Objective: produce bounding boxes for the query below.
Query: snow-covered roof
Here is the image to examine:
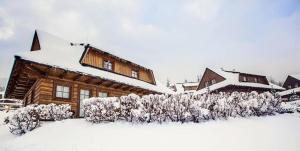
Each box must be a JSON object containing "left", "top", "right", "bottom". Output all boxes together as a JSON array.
[
  {"left": 278, "top": 87, "right": 300, "bottom": 96},
  {"left": 173, "top": 83, "right": 184, "bottom": 93},
  {"left": 16, "top": 30, "right": 173, "bottom": 94},
  {"left": 182, "top": 82, "right": 199, "bottom": 87},
  {"left": 196, "top": 68, "right": 285, "bottom": 94},
  {"left": 290, "top": 74, "right": 300, "bottom": 80}
]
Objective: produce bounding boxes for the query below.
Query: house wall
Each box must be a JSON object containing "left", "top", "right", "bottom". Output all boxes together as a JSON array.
[
  {"left": 283, "top": 76, "right": 300, "bottom": 90},
  {"left": 183, "top": 86, "right": 198, "bottom": 91},
  {"left": 238, "top": 73, "right": 268, "bottom": 84},
  {"left": 198, "top": 68, "right": 226, "bottom": 90},
  {"left": 82, "top": 48, "right": 155, "bottom": 84},
  {"left": 25, "top": 76, "right": 148, "bottom": 117}
]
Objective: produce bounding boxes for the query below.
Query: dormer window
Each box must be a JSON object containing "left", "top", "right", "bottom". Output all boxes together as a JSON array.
[
  {"left": 254, "top": 77, "right": 258, "bottom": 83},
  {"left": 103, "top": 60, "right": 113, "bottom": 71},
  {"left": 211, "top": 79, "right": 216, "bottom": 84},
  {"left": 132, "top": 70, "right": 138, "bottom": 78}
]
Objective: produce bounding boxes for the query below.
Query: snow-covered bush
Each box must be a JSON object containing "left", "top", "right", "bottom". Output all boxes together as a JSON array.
[
  {"left": 35, "top": 103, "right": 73, "bottom": 121},
  {"left": 8, "top": 103, "right": 73, "bottom": 135},
  {"left": 8, "top": 106, "right": 40, "bottom": 135},
  {"left": 83, "top": 91, "right": 295, "bottom": 124},
  {"left": 84, "top": 97, "right": 120, "bottom": 123}
]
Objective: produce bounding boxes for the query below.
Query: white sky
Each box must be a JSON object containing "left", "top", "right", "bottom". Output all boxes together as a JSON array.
[{"left": 0, "top": 0, "right": 300, "bottom": 84}]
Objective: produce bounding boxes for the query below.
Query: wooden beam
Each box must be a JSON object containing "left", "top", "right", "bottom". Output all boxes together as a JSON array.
[
  {"left": 73, "top": 74, "right": 83, "bottom": 81},
  {"left": 59, "top": 70, "right": 68, "bottom": 79},
  {"left": 112, "top": 83, "right": 122, "bottom": 89},
  {"left": 106, "top": 82, "right": 118, "bottom": 88},
  {"left": 25, "top": 64, "right": 47, "bottom": 77},
  {"left": 121, "top": 85, "right": 130, "bottom": 90}
]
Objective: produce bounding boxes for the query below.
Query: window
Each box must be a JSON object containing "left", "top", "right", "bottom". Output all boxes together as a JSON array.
[
  {"left": 205, "top": 81, "right": 209, "bottom": 87},
  {"left": 80, "top": 89, "right": 90, "bottom": 100},
  {"left": 288, "top": 85, "right": 292, "bottom": 89},
  {"left": 0, "top": 94, "right": 2, "bottom": 99},
  {"left": 243, "top": 76, "right": 247, "bottom": 82},
  {"left": 254, "top": 78, "right": 258, "bottom": 83},
  {"left": 56, "top": 85, "right": 70, "bottom": 99},
  {"left": 295, "top": 84, "right": 299, "bottom": 88},
  {"left": 98, "top": 92, "right": 108, "bottom": 98},
  {"left": 132, "top": 70, "right": 138, "bottom": 78},
  {"left": 211, "top": 79, "right": 216, "bottom": 84},
  {"left": 103, "top": 60, "right": 113, "bottom": 71}
]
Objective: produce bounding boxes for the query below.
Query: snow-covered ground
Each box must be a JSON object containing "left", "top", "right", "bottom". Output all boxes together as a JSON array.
[{"left": 0, "top": 113, "right": 300, "bottom": 151}]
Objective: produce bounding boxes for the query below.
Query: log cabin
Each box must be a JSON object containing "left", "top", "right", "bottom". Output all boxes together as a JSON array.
[
  {"left": 196, "top": 68, "right": 285, "bottom": 94},
  {"left": 4, "top": 30, "right": 173, "bottom": 117},
  {"left": 279, "top": 75, "right": 300, "bottom": 101}
]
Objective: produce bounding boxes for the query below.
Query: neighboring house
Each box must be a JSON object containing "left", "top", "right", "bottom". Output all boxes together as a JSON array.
[
  {"left": 279, "top": 75, "right": 300, "bottom": 101},
  {"left": 5, "top": 30, "right": 173, "bottom": 117},
  {"left": 196, "top": 68, "right": 285, "bottom": 94},
  {"left": 171, "top": 82, "right": 199, "bottom": 93}
]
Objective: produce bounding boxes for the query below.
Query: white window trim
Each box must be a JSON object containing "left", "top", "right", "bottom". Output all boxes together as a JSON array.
[{"left": 56, "top": 85, "right": 70, "bottom": 99}]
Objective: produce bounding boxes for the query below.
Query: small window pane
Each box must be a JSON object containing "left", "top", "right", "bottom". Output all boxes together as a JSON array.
[
  {"left": 63, "top": 92, "right": 69, "bottom": 98},
  {"left": 57, "top": 86, "right": 62, "bottom": 91},
  {"left": 64, "top": 87, "right": 69, "bottom": 92},
  {"left": 56, "top": 91, "right": 62, "bottom": 98}
]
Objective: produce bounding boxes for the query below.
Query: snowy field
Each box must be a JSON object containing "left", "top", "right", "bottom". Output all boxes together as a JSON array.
[{"left": 0, "top": 113, "right": 300, "bottom": 151}]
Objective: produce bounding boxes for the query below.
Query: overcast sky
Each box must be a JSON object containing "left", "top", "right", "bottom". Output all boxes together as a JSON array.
[{"left": 0, "top": 0, "right": 300, "bottom": 85}]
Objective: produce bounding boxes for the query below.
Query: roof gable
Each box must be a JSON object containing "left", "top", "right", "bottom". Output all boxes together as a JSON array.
[{"left": 30, "top": 31, "right": 41, "bottom": 51}]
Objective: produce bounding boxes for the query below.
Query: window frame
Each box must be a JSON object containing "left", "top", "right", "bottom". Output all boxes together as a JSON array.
[
  {"left": 131, "top": 70, "right": 139, "bottom": 79},
  {"left": 103, "top": 59, "right": 114, "bottom": 71},
  {"left": 53, "top": 81, "right": 72, "bottom": 101},
  {"left": 97, "top": 91, "right": 109, "bottom": 98},
  {"left": 211, "top": 79, "right": 216, "bottom": 84}
]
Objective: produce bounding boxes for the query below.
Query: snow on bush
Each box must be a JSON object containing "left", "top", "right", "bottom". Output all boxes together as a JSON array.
[
  {"left": 35, "top": 103, "right": 73, "bottom": 121},
  {"left": 8, "top": 106, "right": 40, "bottom": 135},
  {"left": 84, "top": 91, "right": 293, "bottom": 124},
  {"left": 8, "top": 104, "right": 73, "bottom": 135}
]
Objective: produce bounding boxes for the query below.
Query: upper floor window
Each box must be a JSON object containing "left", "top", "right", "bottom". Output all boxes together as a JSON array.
[
  {"left": 254, "top": 77, "right": 258, "bottom": 83},
  {"left": 243, "top": 76, "right": 247, "bottom": 82},
  {"left": 132, "top": 70, "right": 138, "bottom": 78},
  {"left": 103, "top": 60, "right": 113, "bottom": 71},
  {"left": 98, "top": 92, "right": 108, "bottom": 98},
  {"left": 295, "top": 83, "right": 299, "bottom": 88},
  {"left": 56, "top": 85, "right": 70, "bottom": 99},
  {"left": 211, "top": 79, "right": 216, "bottom": 84},
  {"left": 205, "top": 81, "right": 209, "bottom": 87}
]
